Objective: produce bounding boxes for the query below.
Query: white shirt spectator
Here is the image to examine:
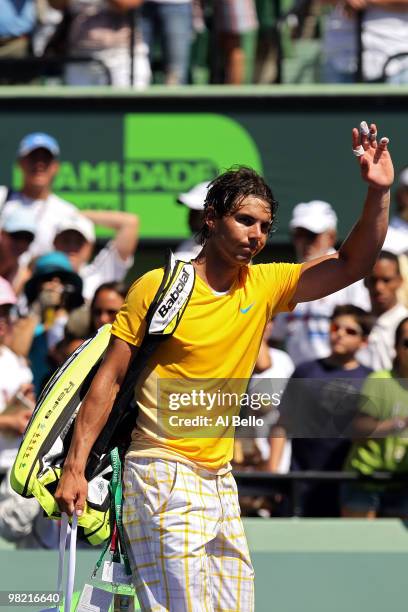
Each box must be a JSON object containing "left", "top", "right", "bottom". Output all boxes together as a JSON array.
[
  {"left": 357, "top": 303, "right": 408, "bottom": 371},
  {"left": 271, "top": 280, "right": 370, "bottom": 367},
  {"left": 0, "top": 346, "right": 33, "bottom": 474}
]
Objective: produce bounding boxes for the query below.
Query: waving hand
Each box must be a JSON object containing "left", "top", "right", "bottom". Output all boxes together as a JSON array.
[{"left": 353, "top": 121, "right": 394, "bottom": 190}]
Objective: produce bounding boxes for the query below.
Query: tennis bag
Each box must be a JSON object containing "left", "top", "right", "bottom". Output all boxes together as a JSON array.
[{"left": 10, "top": 253, "right": 195, "bottom": 545}]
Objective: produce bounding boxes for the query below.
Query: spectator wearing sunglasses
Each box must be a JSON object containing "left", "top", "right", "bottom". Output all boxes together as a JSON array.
[
  {"left": 357, "top": 250, "right": 408, "bottom": 371},
  {"left": 268, "top": 304, "right": 373, "bottom": 517},
  {"left": 342, "top": 316, "right": 408, "bottom": 518}
]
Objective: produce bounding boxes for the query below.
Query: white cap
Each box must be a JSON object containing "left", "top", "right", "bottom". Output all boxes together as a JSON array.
[
  {"left": 177, "top": 182, "right": 210, "bottom": 211},
  {"left": 289, "top": 200, "right": 337, "bottom": 234},
  {"left": 54, "top": 214, "right": 95, "bottom": 243}
]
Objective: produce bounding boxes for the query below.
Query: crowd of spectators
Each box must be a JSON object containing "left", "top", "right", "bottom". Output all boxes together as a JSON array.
[
  {"left": 2, "top": 0, "right": 408, "bottom": 86},
  {"left": 1, "top": 130, "right": 408, "bottom": 549}
]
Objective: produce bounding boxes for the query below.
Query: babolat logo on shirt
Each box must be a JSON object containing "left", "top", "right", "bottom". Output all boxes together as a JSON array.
[{"left": 148, "top": 256, "right": 195, "bottom": 336}]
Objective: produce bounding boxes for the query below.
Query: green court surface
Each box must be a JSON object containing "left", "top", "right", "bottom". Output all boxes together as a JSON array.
[
  {"left": 1, "top": 519, "right": 408, "bottom": 611},
  {"left": 247, "top": 518, "right": 408, "bottom": 612}
]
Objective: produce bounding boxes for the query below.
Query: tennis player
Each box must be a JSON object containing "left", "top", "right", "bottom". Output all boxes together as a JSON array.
[{"left": 56, "top": 122, "right": 393, "bottom": 611}]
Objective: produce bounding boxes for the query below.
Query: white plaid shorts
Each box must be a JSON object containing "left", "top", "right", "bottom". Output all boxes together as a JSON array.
[{"left": 123, "top": 457, "right": 255, "bottom": 612}]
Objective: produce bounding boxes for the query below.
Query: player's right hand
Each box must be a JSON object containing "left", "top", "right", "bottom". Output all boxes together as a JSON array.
[{"left": 55, "top": 468, "right": 88, "bottom": 517}]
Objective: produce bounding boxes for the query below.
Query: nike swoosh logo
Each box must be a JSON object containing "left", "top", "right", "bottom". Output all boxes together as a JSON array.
[{"left": 240, "top": 303, "right": 255, "bottom": 314}]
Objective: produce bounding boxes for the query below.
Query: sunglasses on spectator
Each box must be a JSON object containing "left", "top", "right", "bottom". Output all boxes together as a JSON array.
[
  {"left": 330, "top": 322, "right": 363, "bottom": 337},
  {"left": 0, "top": 306, "right": 18, "bottom": 323},
  {"left": 399, "top": 338, "right": 408, "bottom": 349}
]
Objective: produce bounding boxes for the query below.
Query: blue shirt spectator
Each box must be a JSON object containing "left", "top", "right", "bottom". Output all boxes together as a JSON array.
[{"left": 0, "top": 0, "right": 36, "bottom": 38}]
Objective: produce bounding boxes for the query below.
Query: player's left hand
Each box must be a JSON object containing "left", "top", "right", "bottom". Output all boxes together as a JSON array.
[{"left": 352, "top": 121, "right": 394, "bottom": 190}]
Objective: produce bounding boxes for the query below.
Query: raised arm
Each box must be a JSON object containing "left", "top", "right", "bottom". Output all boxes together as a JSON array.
[
  {"left": 55, "top": 336, "right": 136, "bottom": 515},
  {"left": 292, "top": 122, "right": 394, "bottom": 304},
  {"left": 82, "top": 210, "right": 139, "bottom": 261}
]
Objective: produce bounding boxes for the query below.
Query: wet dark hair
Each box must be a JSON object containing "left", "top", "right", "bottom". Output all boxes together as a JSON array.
[
  {"left": 331, "top": 304, "right": 374, "bottom": 338},
  {"left": 198, "top": 166, "right": 278, "bottom": 245}
]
